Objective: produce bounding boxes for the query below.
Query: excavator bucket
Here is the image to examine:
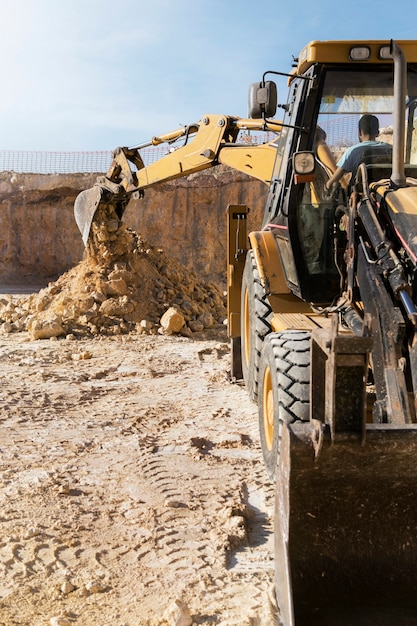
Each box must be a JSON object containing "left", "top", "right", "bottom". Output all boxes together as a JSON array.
[
  {"left": 74, "top": 186, "right": 104, "bottom": 246},
  {"left": 275, "top": 421, "right": 417, "bottom": 626}
]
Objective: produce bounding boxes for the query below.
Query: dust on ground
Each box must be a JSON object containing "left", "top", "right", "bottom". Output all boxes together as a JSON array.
[{"left": 0, "top": 203, "right": 277, "bottom": 625}]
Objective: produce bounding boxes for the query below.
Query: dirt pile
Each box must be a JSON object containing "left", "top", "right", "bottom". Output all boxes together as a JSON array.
[{"left": 0, "top": 204, "right": 227, "bottom": 340}]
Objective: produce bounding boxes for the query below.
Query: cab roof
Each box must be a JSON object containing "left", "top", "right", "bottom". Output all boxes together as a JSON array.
[{"left": 296, "top": 40, "right": 417, "bottom": 75}]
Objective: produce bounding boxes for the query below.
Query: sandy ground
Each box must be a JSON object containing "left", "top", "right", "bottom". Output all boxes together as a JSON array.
[{"left": 0, "top": 325, "right": 278, "bottom": 626}]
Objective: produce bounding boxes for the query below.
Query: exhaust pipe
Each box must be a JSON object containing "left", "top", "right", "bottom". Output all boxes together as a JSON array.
[{"left": 390, "top": 40, "right": 407, "bottom": 188}]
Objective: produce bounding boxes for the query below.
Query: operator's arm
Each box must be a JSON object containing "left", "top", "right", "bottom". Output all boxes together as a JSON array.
[
  {"left": 325, "top": 166, "right": 346, "bottom": 190},
  {"left": 325, "top": 143, "right": 359, "bottom": 190}
]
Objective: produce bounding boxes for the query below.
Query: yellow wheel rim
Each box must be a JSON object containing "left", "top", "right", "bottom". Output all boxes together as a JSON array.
[{"left": 262, "top": 365, "right": 274, "bottom": 451}]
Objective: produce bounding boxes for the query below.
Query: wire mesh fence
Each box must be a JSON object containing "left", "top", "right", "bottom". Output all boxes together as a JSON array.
[
  {"left": 0, "top": 117, "right": 395, "bottom": 175},
  {"left": 0, "top": 150, "right": 113, "bottom": 174},
  {"left": 0, "top": 132, "right": 278, "bottom": 174}
]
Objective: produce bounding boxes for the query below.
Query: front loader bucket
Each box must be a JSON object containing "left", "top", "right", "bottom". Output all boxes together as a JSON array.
[
  {"left": 74, "top": 186, "right": 104, "bottom": 246},
  {"left": 275, "top": 421, "right": 417, "bottom": 625}
]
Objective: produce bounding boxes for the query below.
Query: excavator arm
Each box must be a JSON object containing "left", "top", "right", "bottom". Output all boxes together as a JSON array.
[{"left": 74, "top": 113, "right": 281, "bottom": 245}]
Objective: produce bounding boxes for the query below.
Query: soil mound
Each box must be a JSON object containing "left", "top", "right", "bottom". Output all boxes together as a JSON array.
[{"left": 0, "top": 204, "right": 227, "bottom": 339}]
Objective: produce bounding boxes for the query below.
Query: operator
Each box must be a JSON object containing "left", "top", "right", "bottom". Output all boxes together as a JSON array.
[{"left": 325, "top": 114, "right": 391, "bottom": 190}]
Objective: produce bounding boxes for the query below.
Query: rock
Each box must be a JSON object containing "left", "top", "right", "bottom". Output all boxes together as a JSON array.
[
  {"left": 91, "top": 290, "right": 107, "bottom": 303},
  {"left": 35, "top": 297, "right": 49, "bottom": 312},
  {"left": 179, "top": 325, "right": 193, "bottom": 338},
  {"left": 12, "top": 319, "right": 25, "bottom": 331},
  {"left": 160, "top": 307, "right": 185, "bottom": 334},
  {"left": 61, "top": 580, "right": 75, "bottom": 594},
  {"left": 108, "top": 266, "right": 130, "bottom": 281},
  {"left": 105, "top": 278, "right": 128, "bottom": 296},
  {"left": 99, "top": 296, "right": 133, "bottom": 317},
  {"left": 50, "top": 617, "right": 72, "bottom": 626},
  {"left": 140, "top": 319, "right": 155, "bottom": 331},
  {"left": 57, "top": 483, "right": 71, "bottom": 495},
  {"left": 163, "top": 599, "right": 193, "bottom": 626},
  {"left": 71, "top": 351, "right": 92, "bottom": 361},
  {"left": 24, "top": 526, "right": 41, "bottom": 539},
  {"left": 85, "top": 579, "right": 106, "bottom": 593},
  {"left": 199, "top": 311, "right": 214, "bottom": 328},
  {"left": 27, "top": 316, "right": 65, "bottom": 340},
  {"left": 188, "top": 319, "right": 204, "bottom": 333},
  {"left": 226, "top": 514, "right": 247, "bottom": 548}
]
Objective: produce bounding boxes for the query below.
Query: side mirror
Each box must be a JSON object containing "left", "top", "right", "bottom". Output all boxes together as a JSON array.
[
  {"left": 248, "top": 81, "right": 277, "bottom": 119},
  {"left": 293, "top": 151, "right": 315, "bottom": 183}
]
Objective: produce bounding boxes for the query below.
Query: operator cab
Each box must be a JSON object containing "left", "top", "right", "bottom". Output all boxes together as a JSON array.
[{"left": 249, "top": 43, "right": 417, "bottom": 306}]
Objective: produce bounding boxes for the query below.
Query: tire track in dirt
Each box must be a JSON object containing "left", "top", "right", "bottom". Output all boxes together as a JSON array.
[{"left": 0, "top": 331, "right": 277, "bottom": 625}]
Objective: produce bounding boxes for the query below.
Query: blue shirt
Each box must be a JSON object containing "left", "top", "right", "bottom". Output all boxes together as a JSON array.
[{"left": 337, "top": 140, "right": 391, "bottom": 173}]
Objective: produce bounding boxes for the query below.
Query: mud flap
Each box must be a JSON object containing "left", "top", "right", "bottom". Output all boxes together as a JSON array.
[
  {"left": 74, "top": 186, "right": 104, "bottom": 246},
  {"left": 275, "top": 420, "right": 417, "bottom": 625}
]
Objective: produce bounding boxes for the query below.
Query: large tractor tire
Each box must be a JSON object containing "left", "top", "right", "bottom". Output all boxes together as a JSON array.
[
  {"left": 258, "top": 330, "right": 311, "bottom": 481},
  {"left": 241, "top": 250, "right": 273, "bottom": 403}
]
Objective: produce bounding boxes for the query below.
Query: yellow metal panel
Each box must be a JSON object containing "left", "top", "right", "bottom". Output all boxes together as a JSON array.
[
  {"left": 384, "top": 186, "right": 417, "bottom": 215},
  {"left": 296, "top": 40, "right": 417, "bottom": 75},
  {"left": 227, "top": 205, "right": 249, "bottom": 338},
  {"left": 228, "top": 311, "right": 241, "bottom": 337},
  {"left": 134, "top": 114, "right": 231, "bottom": 190},
  {"left": 218, "top": 143, "right": 278, "bottom": 185},
  {"left": 249, "top": 230, "right": 291, "bottom": 294},
  {"left": 271, "top": 312, "right": 332, "bottom": 333}
]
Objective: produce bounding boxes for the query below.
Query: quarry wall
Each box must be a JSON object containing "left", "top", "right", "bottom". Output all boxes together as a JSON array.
[{"left": 0, "top": 168, "right": 267, "bottom": 287}]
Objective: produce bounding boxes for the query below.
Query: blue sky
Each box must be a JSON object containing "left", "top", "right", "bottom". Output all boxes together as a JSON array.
[{"left": 1, "top": 0, "right": 416, "bottom": 151}]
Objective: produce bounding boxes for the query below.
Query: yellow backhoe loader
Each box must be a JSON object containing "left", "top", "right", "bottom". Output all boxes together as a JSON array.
[{"left": 74, "top": 39, "right": 417, "bottom": 625}]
